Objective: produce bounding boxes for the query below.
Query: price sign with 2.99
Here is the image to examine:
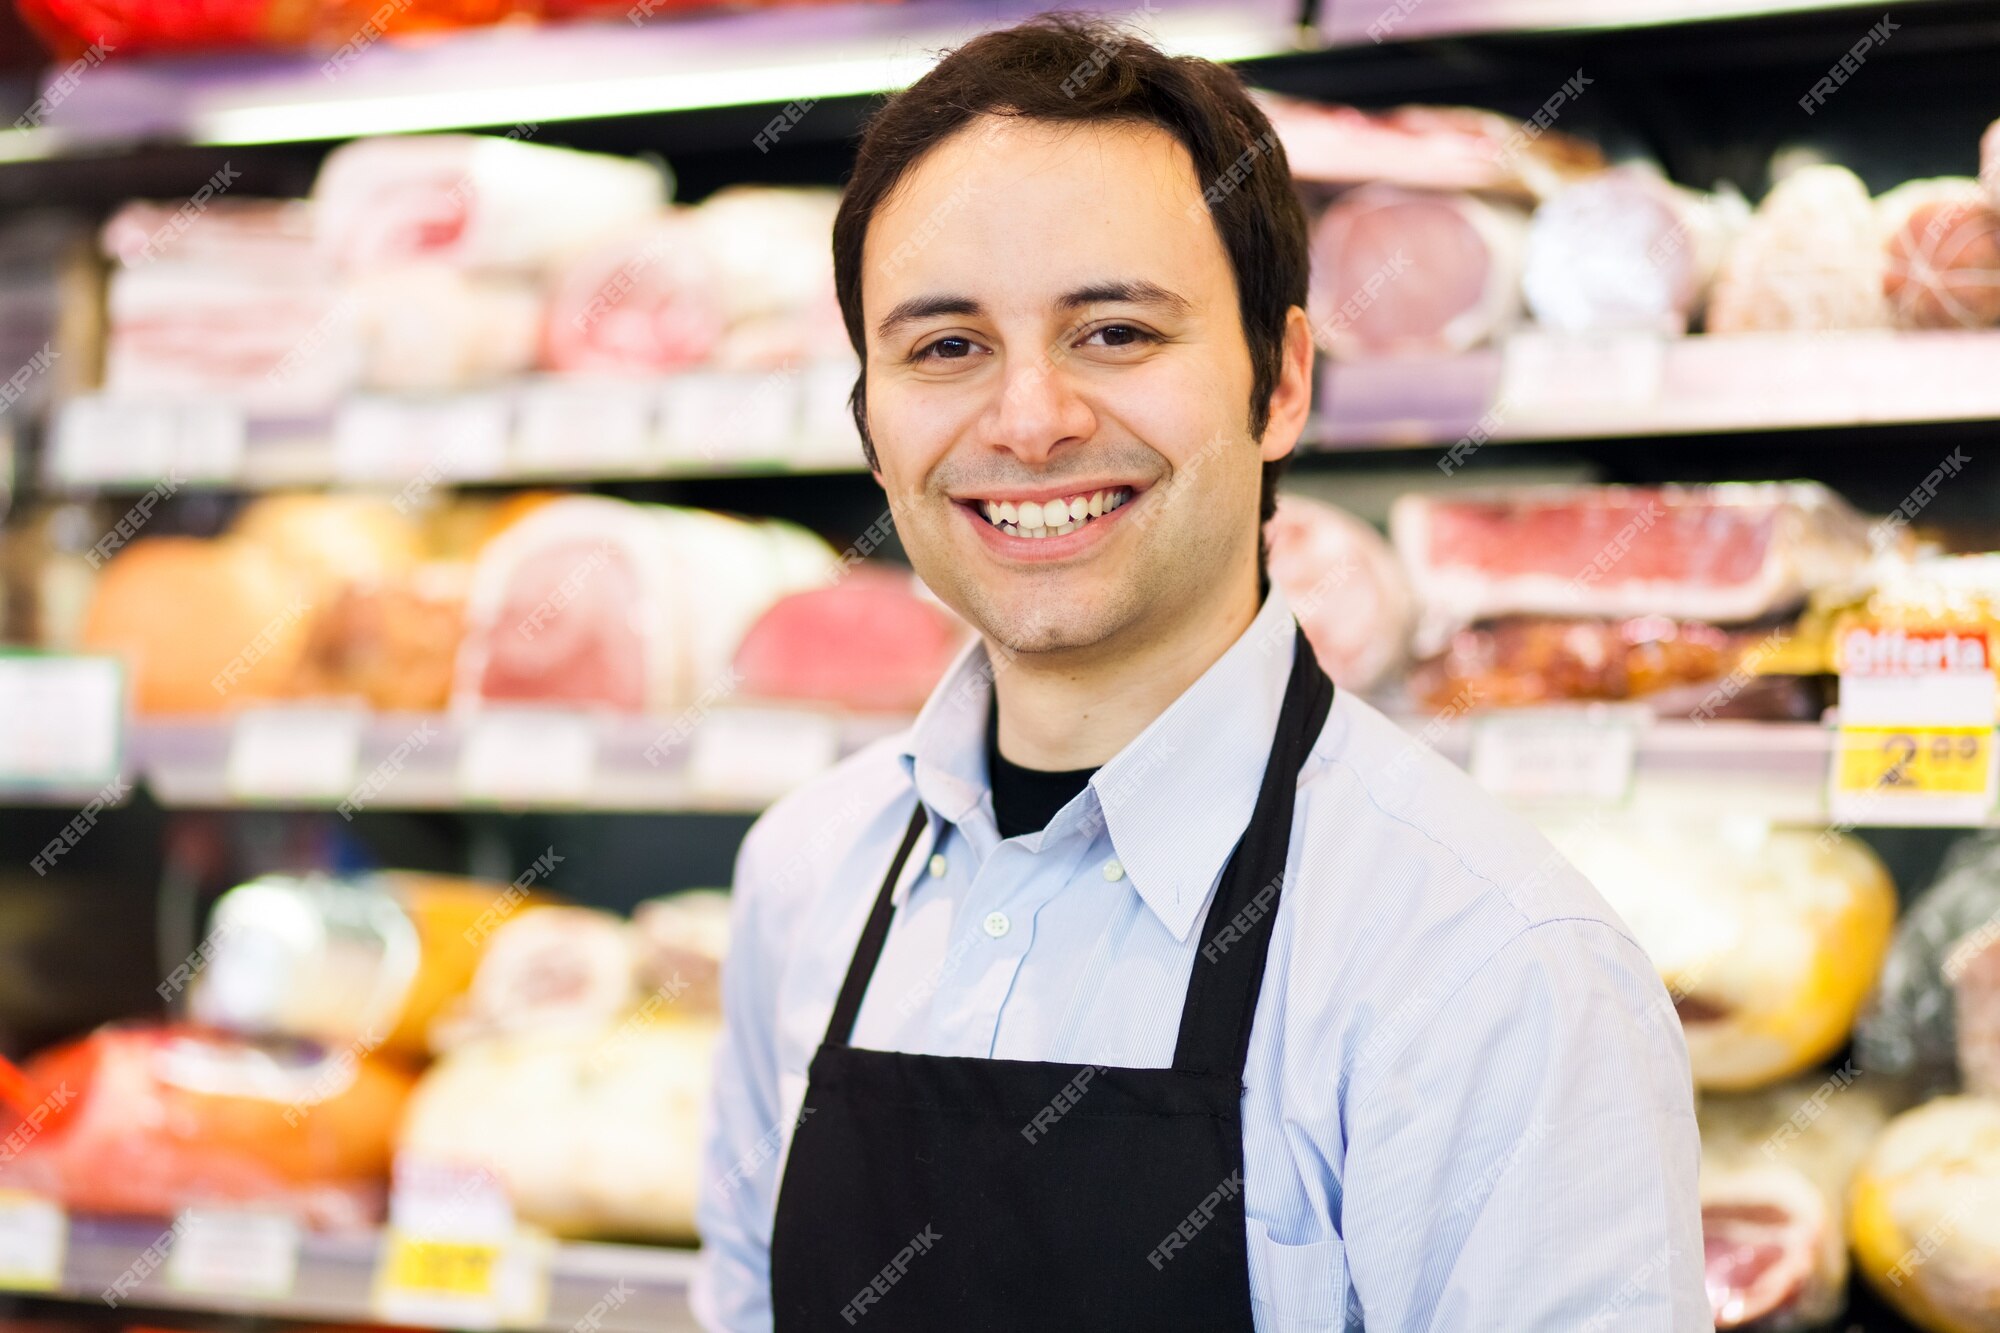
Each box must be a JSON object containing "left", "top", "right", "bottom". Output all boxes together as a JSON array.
[{"left": 1831, "top": 626, "right": 1999, "bottom": 825}]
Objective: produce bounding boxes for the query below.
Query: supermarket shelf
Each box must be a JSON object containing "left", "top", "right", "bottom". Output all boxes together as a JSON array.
[
  {"left": 1313, "top": 329, "right": 2000, "bottom": 452},
  {"left": 1319, "top": 0, "right": 1941, "bottom": 45},
  {"left": 9, "top": 702, "right": 1991, "bottom": 829},
  {"left": 1, "top": 0, "right": 1298, "bottom": 157},
  {"left": 31, "top": 1211, "right": 699, "bottom": 1333}
]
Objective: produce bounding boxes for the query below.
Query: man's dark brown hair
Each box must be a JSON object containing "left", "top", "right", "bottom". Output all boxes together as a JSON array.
[{"left": 831, "top": 11, "right": 1310, "bottom": 540}]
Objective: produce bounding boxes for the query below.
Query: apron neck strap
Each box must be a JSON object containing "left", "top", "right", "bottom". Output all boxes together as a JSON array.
[
  {"left": 824, "top": 800, "right": 929, "bottom": 1046},
  {"left": 1171, "top": 624, "right": 1334, "bottom": 1077}
]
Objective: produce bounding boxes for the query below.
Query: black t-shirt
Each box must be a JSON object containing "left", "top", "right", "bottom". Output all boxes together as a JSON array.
[{"left": 984, "top": 696, "right": 1099, "bottom": 840}]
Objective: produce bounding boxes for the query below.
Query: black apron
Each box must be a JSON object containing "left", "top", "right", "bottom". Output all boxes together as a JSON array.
[{"left": 769, "top": 624, "right": 1334, "bottom": 1332}]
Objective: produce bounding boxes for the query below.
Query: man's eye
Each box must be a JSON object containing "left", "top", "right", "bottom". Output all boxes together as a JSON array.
[
  {"left": 916, "top": 337, "right": 976, "bottom": 361},
  {"left": 1083, "top": 324, "right": 1155, "bottom": 348}
]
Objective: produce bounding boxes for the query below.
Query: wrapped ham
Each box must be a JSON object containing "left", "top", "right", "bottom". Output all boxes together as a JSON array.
[
  {"left": 230, "top": 493, "right": 425, "bottom": 595},
  {"left": 1263, "top": 495, "right": 1413, "bottom": 693},
  {"left": 1698, "top": 1076, "right": 1895, "bottom": 1330},
  {"left": 1877, "top": 178, "right": 2000, "bottom": 330},
  {"left": 312, "top": 135, "right": 667, "bottom": 273},
  {"left": 288, "top": 573, "right": 467, "bottom": 712},
  {"left": 1522, "top": 167, "right": 1747, "bottom": 335},
  {"left": 1707, "top": 165, "right": 1892, "bottom": 334},
  {"left": 349, "top": 263, "right": 544, "bottom": 391},
  {"left": 80, "top": 537, "right": 312, "bottom": 713},
  {"left": 433, "top": 906, "right": 639, "bottom": 1047},
  {"left": 452, "top": 497, "right": 835, "bottom": 713},
  {"left": 100, "top": 198, "right": 317, "bottom": 269},
  {"left": 687, "top": 187, "right": 850, "bottom": 370},
  {"left": 397, "top": 1019, "right": 715, "bottom": 1241},
  {"left": 0, "top": 1024, "right": 413, "bottom": 1229},
  {"left": 731, "top": 565, "right": 968, "bottom": 713},
  {"left": 103, "top": 260, "right": 361, "bottom": 415},
  {"left": 632, "top": 891, "right": 731, "bottom": 1017},
  {"left": 539, "top": 210, "right": 727, "bottom": 375},
  {"left": 1849, "top": 1096, "right": 2000, "bottom": 1332},
  {"left": 1408, "top": 615, "right": 1739, "bottom": 710},
  {"left": 1307, "top": 186, "right": 1527, "bottom": 358},
  {"left": 1858, "top": 830, "right": 2000, "bottom": 1095},
  {"left": 1541, "top": 816, "right": 1896, "bottom": 1090},
  {"left": 1390, "top": 482, "right": 1874, "bottom": 651},
  {"left": 1258, "top": 95, "right": 1603, "bottom": 201}
]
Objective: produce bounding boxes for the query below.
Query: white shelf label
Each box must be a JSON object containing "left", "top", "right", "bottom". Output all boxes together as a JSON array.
[
  {"left": 659, "top": 369, "right": 799, "bottom": 466},
  {"left": 1500, "top": 332, "right": 1665, "bottom": 426},
  {"left": 458, "top": 710, "right": 598, "bottom": 804},
  {"left": 0, "top": 656, "right": 123, "bottom": 788},
  {"left": 47, "top": 395, "right": 242, "bottom": 486},
  {"left": 689, "top": 707, "right": 841, "bottom": 804},
  {"left": 0, "top": 1191, "right": 65, "bottom": 1292},
  {"left": 374, "top": 1157, "right": 520, "bottom": 1330},
  {"left": 512, "top": 378, "right": 658, "bottom": 474},
  {"left": 168, "top": 1208, "right": 300, "bottom": 1298},
  {"left": 334, "top": 394, "right": 510, "bottom": 483},
  {"left": 1469, "top": 708, "right": 1640, "bottom": 804},
  {"left": 226, "top": 707, "right": 365, "bottom": 802}
]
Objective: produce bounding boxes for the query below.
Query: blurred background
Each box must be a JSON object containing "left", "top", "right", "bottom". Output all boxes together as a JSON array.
[{"left": 3, "top": 0, "right": 2000, "bottom": 1329}]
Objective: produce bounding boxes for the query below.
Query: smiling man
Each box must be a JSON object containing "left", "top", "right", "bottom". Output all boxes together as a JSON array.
[{"left": 693, "top": 15, "right": 1706, "bottom": 1332}]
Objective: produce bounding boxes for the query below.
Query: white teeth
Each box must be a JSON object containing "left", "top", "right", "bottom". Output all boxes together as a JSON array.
[
  {"left": 1109, "top": 490, "right": 1127, "bottom": 510},
  {"left": 1067, "top": 497, "right": 1088, "bottom": 522},
  {"left": 1088, "top": 491, "right": 1105, "bottom": 517},
  {"left": 976, "top": 487, "right": 1137, "bottom": 537},
  {"left": 984, "top": 501, "right": 1001, "bottom": 524},
  {"left": 1000, "top": 501, "right": 1018, "bottom": 525},
  {"left": 1018, "top": 500, "right": 1044, "bottom": 529}
]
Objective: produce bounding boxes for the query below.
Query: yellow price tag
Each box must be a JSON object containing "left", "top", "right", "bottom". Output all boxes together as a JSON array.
[
  {"left": 1835, "top": 726, "right": 1994, "bottom": 796},
  {"left": 382, "top": 1233, "right": 500, "bottom": 1297}
]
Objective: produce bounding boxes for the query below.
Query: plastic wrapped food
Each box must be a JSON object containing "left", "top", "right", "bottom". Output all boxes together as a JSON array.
[
  {"left": 1708, "top": 165, "right": 1892, "bottom": 334},
  {"left": 1878, "top": 178, "right": 2000, "bottom": 330},
  {"left": 731, "top": 565, "right": 968, "bottom": 713},
  {"left": 631, "top": 890, "right": 731, "bottom": 1017},
  {"left": 1408, "top": 614, "right": 1737, "bottom": 709},
  {"left": 0, "top": 1024, "right": 412, "bottom": 1228},
  {"left": 189, "top": 872, "right": 525, "bottom": 1061},
  {"left": 539, "top": 210, "right": 727, "bottom": 375},
  {"left": 1699, "top": 1075, "right": 1896, "bottom": 1330},
  {"left": 1263, "top": 495, "right": 1414, "bottom": 693},
  {"left": 288, "top": 571, "right": 469, "bottom": 712},
  {"left": 1391, "top": 482, "right": 1875, "bottom": 652},
  {"left": 1849, "top": 1095, "right": 2000, "bottom": 1332},
  {"left": 1542, "top": 816, "right": 1896, "bottom": 1090},
  {"left": 432, "top": 906, "right": 639, "bottom": 1048},
  {"left": 1258, "top": 95, "right": 1603, "bottom": 201},
  {"left": 1857, "top": 830, "right": 2000, "bottom": 1095}
]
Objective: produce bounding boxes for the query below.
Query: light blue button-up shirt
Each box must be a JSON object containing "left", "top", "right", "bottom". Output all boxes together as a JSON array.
[{"left": 693, "top": 585, "right": 1708, "bottom": 1332}]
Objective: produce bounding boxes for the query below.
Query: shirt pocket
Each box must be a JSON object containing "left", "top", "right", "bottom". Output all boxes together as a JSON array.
[{"left": 1247, "top": 1214, "right": 1353, "bottom": 1333}]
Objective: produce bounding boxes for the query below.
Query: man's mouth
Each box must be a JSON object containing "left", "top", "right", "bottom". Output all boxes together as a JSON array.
[{"left": 967, "top": 487, "right": 1134, "bottom": 540}]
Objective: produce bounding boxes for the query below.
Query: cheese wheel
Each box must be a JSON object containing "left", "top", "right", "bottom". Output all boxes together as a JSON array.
[{"left": 1849, "top": 1096, "right": 2000, "bottom": 1333}]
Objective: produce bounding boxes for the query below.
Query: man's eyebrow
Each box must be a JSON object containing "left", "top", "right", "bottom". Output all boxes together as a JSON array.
[
  {"left": 1057, "top": 280, "right": 1191, "bottom": 316},
  {"left": 870, "top": 281, "right": 1191, "bottom": 342}
]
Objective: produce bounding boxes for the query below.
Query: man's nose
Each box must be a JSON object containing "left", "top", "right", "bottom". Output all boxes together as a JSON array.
[{"left": 979, "top": 344, "right": 1098, "bottom": 465}]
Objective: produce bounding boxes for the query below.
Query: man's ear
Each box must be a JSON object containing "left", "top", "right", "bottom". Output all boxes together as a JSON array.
[{"left": 1257, "top": 306, "right": 1315, "bottom": 464}]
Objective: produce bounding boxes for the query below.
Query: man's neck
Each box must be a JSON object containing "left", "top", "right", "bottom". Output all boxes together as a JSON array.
[{"left": 987, "top": 574, "right": 1266, "bottom": 771}]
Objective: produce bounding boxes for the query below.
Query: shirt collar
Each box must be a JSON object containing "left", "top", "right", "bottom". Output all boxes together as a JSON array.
[{"left": 897, "top": 585, "right": 1301, "bottom": 940}]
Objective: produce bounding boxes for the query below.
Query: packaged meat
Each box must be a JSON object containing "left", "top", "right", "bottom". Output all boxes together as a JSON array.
[
  {"left": 540, "top": 210, "right": 728, "bottom": 375},
  {"left": 431, "top": 906, "right": 639, "bottom": 1048},
  {"left": 1522, "top": 167, "right": 1748, "bottom": 335},
  {"left": 453, "top": 497, "right": 835, "bottom": 713},
  {"left": 1848, "top": 1096, "right": 2000, "bottom": 1333},
  {"left": 102, "top": 260, "right": 361, "bottom": 415},
  {"left": 685, "top": 187, "right": 850, "bottom": 370},
  {"left": 288, "top": 570, "right": 468, "bottom": 712},
  {"left": 80, "top": 537, "right": 312, "bottom": 714},
  {"left": 397, "top": 1018, "right": 716, "bottom": 1242},
  {"left": 189, "top": 872, "right": 517, "bottom": 1060},
  {"left": 1307, "top": 186, "right": 1528, "bottom": 358},
  {"left": 0, "top": 1024, "right": 413, "bottom": 1228},
  {"left": 631, "top": 891, "right": 730, "bottom": 1017},
  {"left": 1707, "top": 165, "right": 1892, "bottom": 334},
  {"left": 731, "top": 564, "right": 968, "bottom": 713},
  {"left": 1391, "top": 482, "right": 1874, "bottom": 650},
  {"left": 230, "top": 493, "right": 425, "bottom": 596},
  {"left": 1858, "top": 830, "right": 2000, "bottom": 1095},
  {"left": 1408, "top": 615, "right": 1742, "bottom": 710},
  {"left": 349, "top": 263, "right": 544, "bottom": 391},
  {"left": 1263, "top": 495, "right": 1414, "bottom": 693},
  {"left": 1258, "top": 95, "right": 1603, "bottom": 201},
  {"left": 1541, "top": 816, "right": 1896, "bottom": 1090},
  {"left": 1698, "top": 1075, "right": 1895, "bottom": 1330},
  {"left": 1878, "top": 178, "right": 2000, "bottom": 330},
  {"left": 312, "top": 135, "right": 668, "bottom": 273},
  {"left": 99, "top": 197, "right": 317, "bottom": 269}
]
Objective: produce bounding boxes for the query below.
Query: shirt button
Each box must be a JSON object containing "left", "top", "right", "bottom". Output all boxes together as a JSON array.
[
  {"left": 928, "top": 854, "right": 948, "bottom": 878},
  {"left": 1102, "top": 859, "right": 1125, "bottom": 882},
  {"left": 982, "top": 911, "right": 1011, "bottom": 938}
]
